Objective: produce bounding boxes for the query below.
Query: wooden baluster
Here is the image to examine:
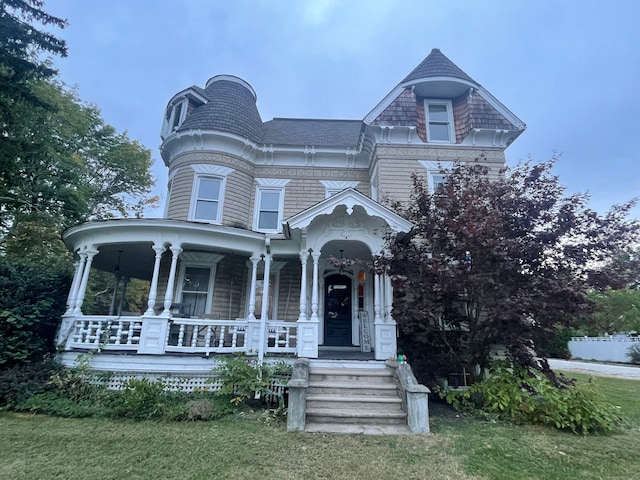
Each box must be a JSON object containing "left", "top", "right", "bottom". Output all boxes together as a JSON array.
[
  {"left": 177, "top": 324, "right": 185, "bottom": 347},
  {"left": 218, "top": 326, "right": 226, "bottom": 348},
  {"left": 127, "top": 320, "right": 134, "bottom": 345},
  {"left": 114, "top": 320, "right": 123, "bottom": 345},
  {"left": 205, "top": 325, "right": 212, "bottom": 348}
]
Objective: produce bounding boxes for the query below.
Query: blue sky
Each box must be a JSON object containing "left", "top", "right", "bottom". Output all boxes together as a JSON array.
[{"left": 46, "top": 0, "right": 639, "bottom": 219}]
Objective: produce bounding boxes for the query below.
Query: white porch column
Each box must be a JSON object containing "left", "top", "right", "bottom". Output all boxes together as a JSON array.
[
  {"left": 298, "top": 251, "right": 309, "bottom": 322},
  {"left": 297, "top": 250, "right": 318, "bottom": 358},
  {"left": 374, "top": 270, "right": 397, "bottom": 360},
  {"left": 247, "top": 255, "right": 261, "bottom": 320},
  {"left": 144, "top": 244, "right": 166, "bottom": 316},
  {"left": 384, "top": 273, "right": 394, "bottom": 322},
  {"left": 162, "top": 244, "right": 182, "bottom": 315},
  {"left": 310, "top": 251, "right": 321, "bottom": 321},
  {"left": 64, "top": 259, "right": 83, "bottom": 315},
  {"left": 74, "top": 248, "right": 98, "bottom": 314},
  {"left": 374, "top": 272, "right": 382, "bottom": 323},
  {"left": 59, "top": 258, "right": 84, "bottom": 345},
  {"left": 257, "top": 251, "right": 272, "bottom": 363}
]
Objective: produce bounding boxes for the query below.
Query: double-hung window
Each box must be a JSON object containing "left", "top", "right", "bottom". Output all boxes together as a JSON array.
[
  {"left": 179, "top": 266, "right": 212, "bottom": 318},
  {"left": 256, "top": 189, "right": 282, "bottom": 231},
  {"left": 424, "top": 100, "right": 455, "bottom": 143},
  {"left": 254, "top": 179, "right": 289, "bottom": 232},
  {"left": 189, "top": 165, "right": 233, "bottom": 224},
  {"left": 193, "top": 176, "right": 223, "bottom": 222},
  {"left": 419, "top": 160, "right": 454, "bottom": 194}
]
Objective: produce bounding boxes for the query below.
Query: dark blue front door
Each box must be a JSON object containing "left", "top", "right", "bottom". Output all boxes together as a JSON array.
[{"left": 324, "top": 274, "right": 352, "bottom": 346}]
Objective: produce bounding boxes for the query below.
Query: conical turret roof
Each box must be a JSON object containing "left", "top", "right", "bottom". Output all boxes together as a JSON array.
[{"left": 402, "top": 48, "right": 476, "bottom": 84}]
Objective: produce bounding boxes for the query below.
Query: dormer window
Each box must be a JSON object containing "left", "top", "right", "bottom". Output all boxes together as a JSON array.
[
  {"left": 425, "top": 100, "right": 455, "bottom": 143},
  {"left": 161, "top": 98, "right": 188, "bottom": 137}
]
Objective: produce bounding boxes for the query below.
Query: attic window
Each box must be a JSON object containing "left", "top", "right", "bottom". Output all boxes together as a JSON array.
[
  {"left": 162, "top": 98, "right": 187, "bottom": 137},
  {"left": 424, "top": 100, "right": 455, "bottom": 143}
]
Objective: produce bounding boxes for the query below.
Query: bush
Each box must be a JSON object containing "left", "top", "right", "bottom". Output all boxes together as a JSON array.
[
  {"left": 211, "top": 355, "right": 292, "bottom": 407},
  {"left": 628, "top": 344, "right": 640, "bottom": 365},
  {"left": 441, "top": 363, "right": 622, "bottom": 434},
  {"left": 0, "top": 357, "right": 60, "bottom": 408},
  {"left": 0, "top": 258, "right": 71, "bottom": 368}
]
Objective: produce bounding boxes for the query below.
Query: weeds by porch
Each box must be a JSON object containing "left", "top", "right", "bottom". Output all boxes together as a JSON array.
[{"left": 1, "top": 372, "right": 640, "bottom": 479}]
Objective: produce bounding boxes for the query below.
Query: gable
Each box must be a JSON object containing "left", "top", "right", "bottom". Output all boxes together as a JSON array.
[{"left": 284, "top": 188, "right": 412, "bottom": 234}]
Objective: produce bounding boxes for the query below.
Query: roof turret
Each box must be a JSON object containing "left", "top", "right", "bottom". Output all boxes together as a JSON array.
[{"left": 178, "top": 75, "right": 264, "bottom": 143}]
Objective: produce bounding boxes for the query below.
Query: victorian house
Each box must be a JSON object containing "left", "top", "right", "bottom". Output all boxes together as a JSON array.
[{"left": 57, "top": 49, "right": 524, "bottom": 387}]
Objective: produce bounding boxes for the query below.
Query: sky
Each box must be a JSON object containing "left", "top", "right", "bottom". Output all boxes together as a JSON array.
[{"left": 45, "top": 0, "right": 639, "bottom": 219}]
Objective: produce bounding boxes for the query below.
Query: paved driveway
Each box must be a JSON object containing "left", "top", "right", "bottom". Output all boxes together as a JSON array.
[{"left": 548, "top": 359, "right": 640, "bottom": 380}]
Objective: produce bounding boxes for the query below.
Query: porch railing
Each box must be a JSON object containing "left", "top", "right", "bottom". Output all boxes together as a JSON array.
[
  {"left": 69, "top": 316, "right": 143, "bottom": 350},
  {"left": 165, "top": 319, "right": 248, "bottom": 355},
  {"left": 64, "top": 315, "right": 298, "bottom": 356},
  {"left": 266, "top": 321, "right": 298, "bottom": 354}
]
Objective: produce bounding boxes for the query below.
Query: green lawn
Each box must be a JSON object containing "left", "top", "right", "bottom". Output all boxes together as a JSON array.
[{"left": 1, "top": 373, "right": 639, "bottom": 480}]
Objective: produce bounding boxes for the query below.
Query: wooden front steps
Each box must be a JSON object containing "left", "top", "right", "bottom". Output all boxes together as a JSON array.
[{"left": 304, "top": 362, "right": 410, "bottom": 435}]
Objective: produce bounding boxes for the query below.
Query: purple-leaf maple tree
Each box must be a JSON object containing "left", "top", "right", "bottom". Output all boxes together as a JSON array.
[{"left": 385, "top": 158, "right": 639, "bottom": 383}]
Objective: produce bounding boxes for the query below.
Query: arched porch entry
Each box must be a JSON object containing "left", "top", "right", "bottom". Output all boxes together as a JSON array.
[{"left": 283, "top": 188, "right": 414, "bottom": 359}]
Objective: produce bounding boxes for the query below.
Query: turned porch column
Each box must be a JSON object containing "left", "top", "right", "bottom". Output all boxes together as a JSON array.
[
  {"left": 297, "top": 250, "right": 319, "bottom": 358},
  {"left": 65, "top": 259, "right": 83, "bottom": 315},
  {"left": 310, "top": 251, "right": 321, "bottom": 321},
  {"left": 298, "top": 251, "right": 309, "bottom": 322},
  {"left": 162, "top": 244, "right": 182, "bottom": 315},
  {"left": 144, "top": 244, "right": 166, "bottom": 316},
  {"left": 247, "top": 255, "right": 261, "bottom": 320},
  {"left": 257, "top": 251, "right": 272, "bottom": 363},
  {"left": 73, "top": 248, "right": 98, "bottom": 315}
]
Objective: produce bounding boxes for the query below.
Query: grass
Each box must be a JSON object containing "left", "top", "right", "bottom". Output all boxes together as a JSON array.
[{"left": 1, "top": 372, "right": 639, "bottom": 480}]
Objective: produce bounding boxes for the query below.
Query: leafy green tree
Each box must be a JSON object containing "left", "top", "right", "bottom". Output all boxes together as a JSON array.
[
  {"left": 0, "top": 0, "right": 67, "bottom": 108},
  {"left": 1, "top": 80, "right": 156, "bottom": 241},
  {"left": 386, "top": 158, "right": 639, "bottom": 384},
  {"left": 583, "top": 288, "right": 640, "bottom": 335}
]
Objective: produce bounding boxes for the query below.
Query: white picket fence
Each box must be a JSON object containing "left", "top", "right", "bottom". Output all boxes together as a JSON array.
[{"left": 568, "top": 335, "right": 640, "bottom": 363}]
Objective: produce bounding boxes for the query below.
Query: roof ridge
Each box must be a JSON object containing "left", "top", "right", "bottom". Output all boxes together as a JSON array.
[{"left": 268, "top": 117, "right": 362, "bottom": 122}]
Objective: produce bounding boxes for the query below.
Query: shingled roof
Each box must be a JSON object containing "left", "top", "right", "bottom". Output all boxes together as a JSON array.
[
  {"left": 178, "top": 78, "right": 265, "bottom": 143},
  {"left": 262, "top": 118, "right": 363, "bottom": 147},
  {"left": 402, "top": 48, "right": 477, "bottom": 84}
]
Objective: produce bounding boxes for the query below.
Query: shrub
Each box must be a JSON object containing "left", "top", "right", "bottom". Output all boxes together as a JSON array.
[
  {"left": 0, "top": 258, "right": 71, "bottom": 368},
  {"left": 211, "top": 355, "right": 292, "bottom": 407},
  {"left": 628, "top": 344, "right": 640, "bottom": 364},
  {"left": 441, "top": 363, "right": 622, "bottom": 434},
  {"left": 0, "top": 357, "right": 60, "bottom": 408}
]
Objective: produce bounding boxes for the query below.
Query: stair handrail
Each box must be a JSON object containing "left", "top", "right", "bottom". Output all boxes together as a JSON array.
[
  {"left": 286, "top": 358, "right": 310, "bottom": 431},
  {"left": 386, "top": 359, "right": 431, "bottom": 434}
]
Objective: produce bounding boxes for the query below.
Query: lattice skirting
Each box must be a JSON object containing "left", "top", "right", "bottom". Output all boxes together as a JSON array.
[{"left": 92, "top": 372, "right": 290, "bottom": 404}]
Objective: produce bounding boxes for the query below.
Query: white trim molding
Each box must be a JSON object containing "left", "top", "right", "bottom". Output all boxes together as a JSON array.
[{"left": 320, "top": 180, "right": 360, "bottom": 198}]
